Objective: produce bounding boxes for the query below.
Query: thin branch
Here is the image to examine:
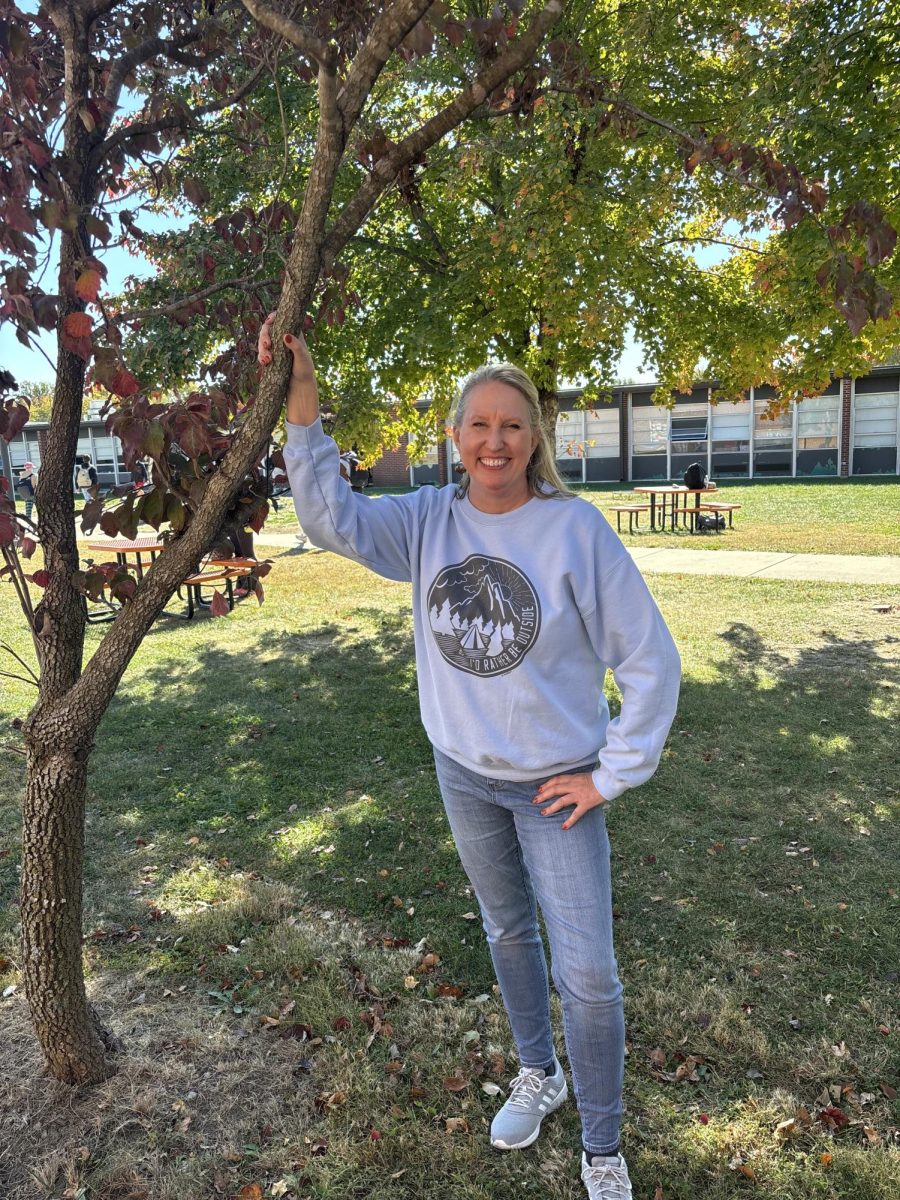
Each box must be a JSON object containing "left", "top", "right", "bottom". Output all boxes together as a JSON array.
[
  {"left": 1, "top": 742, "right": 27, "bottom": 756},
  {"left": 239, "top": 0, "right": 336, "bottom": 70},
  {"left": 322, "top": 0, "right": 566, "bottom": 272},
  {"left": 96, "top": 60, "right": 269, "bottom": 169},
  {"left": 109, "top": 275, "right": 282, "bottom": 325},
  {"left": 0, "top": 671, "right": 39, "bottom": 689},
  {"left": 653, "top": 236, "right": 767, "bottom": 255},
  {"left": 351, "top": 234, "right": 445, "bottom": 274},
  {"left": 0, "top": 642, "right": 40, "bottom": 684}
]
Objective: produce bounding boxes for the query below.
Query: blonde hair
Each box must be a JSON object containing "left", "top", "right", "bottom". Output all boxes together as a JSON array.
[{"left": 451, "top": 363, "right": 572, "bottom": 500}]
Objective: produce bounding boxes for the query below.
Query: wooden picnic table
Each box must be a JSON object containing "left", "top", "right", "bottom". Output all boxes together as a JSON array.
[
  {"left": 84, "top": 538, "right": 255, "bottom": 619},
  {"left": 632, "top": 485, "right": 719, "bottom": 532},
  {"left": 85, "top": 535, "right": 163, "bottom": 578}
]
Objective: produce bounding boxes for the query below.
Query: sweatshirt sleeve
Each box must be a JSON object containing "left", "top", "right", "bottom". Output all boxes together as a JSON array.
[
  {"left": 283, "top": 418, "right": 417, "bottom": 582},
  {"left": 583, "top": 555, "right": 681, "bottom": 802}
]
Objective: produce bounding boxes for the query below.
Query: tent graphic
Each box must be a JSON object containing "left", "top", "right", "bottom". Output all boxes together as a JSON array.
[{"left": 457, "top": 623, "right": 491, "bottom": 656}]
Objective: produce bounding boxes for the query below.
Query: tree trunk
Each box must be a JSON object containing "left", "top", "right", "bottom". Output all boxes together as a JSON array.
[
  {"left": 538, "top": 384, "right": 559, "bottom": 431},
  {"left": 20, "top": 730, "right": 112, "bottom": 1084}
]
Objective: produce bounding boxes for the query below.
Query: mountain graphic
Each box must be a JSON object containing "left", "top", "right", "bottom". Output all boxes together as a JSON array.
[{"left": 448, "top": 572, "right": 514, "bottom": 630}]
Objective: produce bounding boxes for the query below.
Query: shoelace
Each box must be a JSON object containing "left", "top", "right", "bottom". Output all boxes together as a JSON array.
[
  {"left": 583, "top": 1157, "right": 630, "bottom": 1193},
  {"left": 506, "top": 1067, "right": 549, "bottom": 1111}
]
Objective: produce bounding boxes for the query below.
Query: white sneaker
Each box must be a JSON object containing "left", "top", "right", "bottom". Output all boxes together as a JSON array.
[
  {"left": 489, "top": 1059, "right": 568, "bottom": 1150},
  {"left": 581, "top": 1152, "right": 633, "bottom": 1199}
]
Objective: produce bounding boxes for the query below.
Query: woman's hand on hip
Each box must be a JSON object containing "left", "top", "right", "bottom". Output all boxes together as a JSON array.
[{"left": 532, "top": 773, "right": 607, "bottom": 830}]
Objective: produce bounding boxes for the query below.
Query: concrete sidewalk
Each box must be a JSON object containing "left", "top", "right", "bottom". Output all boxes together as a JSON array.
[
  {"left": 251, "top": 530, "right": 900, "bottom": 586},
  {"left": 626, "top": 546, "right": 900, "bottom": 585}
]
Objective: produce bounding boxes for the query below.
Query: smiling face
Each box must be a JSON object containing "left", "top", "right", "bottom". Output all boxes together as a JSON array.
[{"left": 452, "top": 381, "right": 539, "bottom": 514}]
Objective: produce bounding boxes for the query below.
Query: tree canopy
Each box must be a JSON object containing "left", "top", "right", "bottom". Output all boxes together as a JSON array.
[{"left": 115, "top": 0, "right": 899, "bottom": 451}]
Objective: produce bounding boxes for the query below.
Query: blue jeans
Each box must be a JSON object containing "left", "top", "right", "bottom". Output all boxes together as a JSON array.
[{"left": 433, "top": 748, "right": 625, "bottom": 1155}]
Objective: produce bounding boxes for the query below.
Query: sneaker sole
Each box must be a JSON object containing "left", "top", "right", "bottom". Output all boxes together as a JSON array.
[{"left": 490, "top": 1081, "right": 569, "bottom": 1150}]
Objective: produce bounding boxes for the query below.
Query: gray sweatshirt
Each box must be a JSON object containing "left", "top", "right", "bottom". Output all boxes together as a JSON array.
[{"left": 284, "top": 419, "right": 681, "bottom": 801}]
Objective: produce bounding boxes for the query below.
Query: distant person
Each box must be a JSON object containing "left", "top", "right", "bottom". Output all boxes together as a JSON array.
[
  {"left": 16, "top": 461, "right": 37, "bottom": 520},
  {"left": 75, "top": 454, "right": 98, "bottom": 500},
  {"left": 132, "top": 459, "right": 149, "bottom": 491},
  {"left": 259, "top": 313, "right": 681, "bottom": 1200}
]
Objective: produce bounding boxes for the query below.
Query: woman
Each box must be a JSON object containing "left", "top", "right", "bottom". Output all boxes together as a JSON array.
[
  {"left": 16, "top": 461, "right": 37, "bottom": 520},
  {"left": 260, "top": 317, "right": 680, "bottom": 1200}
]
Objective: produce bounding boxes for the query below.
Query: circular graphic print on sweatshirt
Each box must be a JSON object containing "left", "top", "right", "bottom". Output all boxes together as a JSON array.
[{"left": 426, "top": 554, "right": 541, "bottom": 677}]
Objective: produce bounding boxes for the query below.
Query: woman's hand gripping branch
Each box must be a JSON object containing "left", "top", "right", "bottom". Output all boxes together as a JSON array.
[{"left": 258, "top": 310, "right": 320, "bottom": 427}]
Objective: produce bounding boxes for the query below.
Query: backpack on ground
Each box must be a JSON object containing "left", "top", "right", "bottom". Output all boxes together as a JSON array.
[
  {"left": 683, "top": 461, "right": 708, "bottom": 490},
  {"left": 697, "top": 512, "right": 725, "bottom": 532}
]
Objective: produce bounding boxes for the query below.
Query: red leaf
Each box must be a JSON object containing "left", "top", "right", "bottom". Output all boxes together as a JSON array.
[
  {"left": 20, "top": 536, "right": 36, "bottom": 559},
  {"left": 30, "top": 569, "right": 50, "bottom": 587},
  {"left": 74, "top": 269, "right": 101, "bottom": 302},
  {"left": 64, "top": 312, "right": 93, "bottom": 338},
  {"left": 110, "top": 368, "right": 141, "bottom": 398},
  {"left": 210, "top": 589, "right": 229, "bottom": 618}
]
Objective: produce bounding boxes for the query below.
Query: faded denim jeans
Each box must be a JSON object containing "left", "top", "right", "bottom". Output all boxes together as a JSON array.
[{"left": 433, "top": 748, "right": 625, "bottom": 1156}]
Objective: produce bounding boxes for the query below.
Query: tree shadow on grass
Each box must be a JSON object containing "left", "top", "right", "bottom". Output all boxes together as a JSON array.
[
  {"left": 65, "top": 604, "right": 900, "bottom": 1197},
  {"left": 89, "top": 601, "right": 900, "bottom": 983}
]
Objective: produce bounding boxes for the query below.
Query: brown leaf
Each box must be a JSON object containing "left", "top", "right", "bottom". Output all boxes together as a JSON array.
[
  {"left": 445, "top": 1117, "right": 470, "bottom": 1134},
  {"left": 443, "top": 1075, "right": 468, "bottom": 1092},
  {"left": 435, "top": 983, "right": 464, "bottom": 999},
  {"left": 237, "top": 1187, "right": 263, "bottom": 1200},
  {"left": 649, "top": 1047, "right": 666, "bottom": 1069},
  {"left": 879, "top": 1081, "right": 897, "bottom": 1099}
]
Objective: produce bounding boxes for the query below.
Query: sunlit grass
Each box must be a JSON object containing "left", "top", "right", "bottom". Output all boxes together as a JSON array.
[{"left": 1, "top": 546, "right": 898, "bottom": 1198}]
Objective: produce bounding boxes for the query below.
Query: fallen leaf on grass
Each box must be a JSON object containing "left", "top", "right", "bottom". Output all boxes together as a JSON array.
[
  {"left": 481, "top": 1082, "right": 503, "bottom": 1096},
  {"left": 654, "top": 1189, "right": 663, "bottom": 1200},
  {"left": 403, "top": 975, "right": 419, "bottom": 989},
  {"left": 314, "top": 1091, "right": 348, "bottom": 1110},
  {"left": 879, "top": 1082, "right": 897, "bottom": 1099},
  {"left": 443, "top": 1075, "right": 468, "bottom": 1092},
  {"left": 461, "top": 911, "right": 478, "bottom": 921},
  {"left": 820, "top": 1153, "right": 832, "bottom": 1167},
  {"left": 649, "top": 1047, "right": 666, "bottom": 1069},
  {"left": 435, "top": 983, "right": 464, "bottom": 999},
  {"left": 237, "top": 1187, "right": 263, "bottom": 1200},
  {"left": 445, "top": 1117, "right": 470, "bottom": 1134}
]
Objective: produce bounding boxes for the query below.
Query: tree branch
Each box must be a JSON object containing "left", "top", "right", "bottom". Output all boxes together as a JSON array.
[
  {"left": 322, "top": 0, "right": 566, "bottom": 272},
  {"left": 351, "top": 234, "right": 445, "bottom": 274},
  {"left": 96, "top": 60, "right": 269, "bottom": 169},
  {"left": 1, "top": 642, "right": 40, "bottom": 684},
  {"left": 110, "top": 274, "right": 281, "bottom": 324},
  {"left": 103, "top": 30, "right": 206, "bottom": 111},
  {"left": 239, "top": 0, "right": 336, "bottom": 69},
  {"left": 0, "top": 670, "right": 39, "bottom": 688},
  {"left": 338, "top": 0, "right": 436, "bottom": 127}
]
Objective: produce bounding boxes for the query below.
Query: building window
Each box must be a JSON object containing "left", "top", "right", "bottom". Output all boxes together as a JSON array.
[
  {"left": 585, "top": 408, "right": 618, "bottom": 458},
  {"left": 754, "top": 396, "right": 792, "bottom": 448},
  {"left": 853, "top": 392, "right": 898, "bottom": 448},
  {"left": 632, "top": 408, "right": 668, "bottom": 455},
  {"left": 797, "top": 394, "right": 839, "bottom": 450}
]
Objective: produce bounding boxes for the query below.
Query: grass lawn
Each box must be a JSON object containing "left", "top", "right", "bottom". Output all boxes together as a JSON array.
[
  {"left": 1, "top": 546, "right": 898, "bottom": 1198},
  {"left": 250, "top": 476, "right": 900, "bottom": 557}
]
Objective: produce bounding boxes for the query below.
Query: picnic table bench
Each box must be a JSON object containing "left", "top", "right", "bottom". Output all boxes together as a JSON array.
[{"left": 609, "top": 503, "right": 651, "bottom": 534}]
